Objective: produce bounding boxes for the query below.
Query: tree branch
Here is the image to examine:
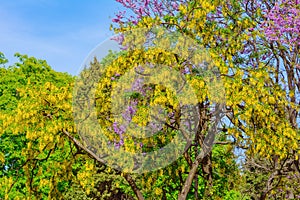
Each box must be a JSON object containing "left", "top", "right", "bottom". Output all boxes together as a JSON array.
[{"left": 62, "top": 129, "right": 144, "bottom": 200}]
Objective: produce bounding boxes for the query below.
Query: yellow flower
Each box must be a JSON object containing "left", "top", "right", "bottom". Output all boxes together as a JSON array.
[{"left": 155, "top": 187, "right": 163, "bottom": 195}]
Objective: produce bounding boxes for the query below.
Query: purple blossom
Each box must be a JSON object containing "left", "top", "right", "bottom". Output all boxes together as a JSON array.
[
  {"left": 122, "top": 104, "right": 137, "bottom": 122},
  {"left": 113, "top": 0, "right": 185, "bottom": 26},
  {"left": 262, "top": 0, "right": 300, "bottom": 53},
  {"left": 183, "top": 66, "right": 190, "bottom": 74},
  {"left": 171, "top": 2, "right": 179, "bottom": 10},
  {"left": 144, "top": 0, "right": 149, "bottom": 7},
  {"left": 112, "top": 18, "right": 121, "bottom": 23},
  {"left": 119, "top": 138, "right": 124, "bottom": 146},
  {"left": 132, "top": 78, "right": 143, "bottom": 90},
  {"left": 138, "top": 7, "right": 145, "bottom": 15},
  {"left": 120, "top": 45, "right": 129, "bottom": 50},
  {"left": 111, "top": 34, "right": 125, "bottom": 45},
  {"left": 113, "top": 122, "right": 126, "bottom": 135},
  {"left": 128, "top": 106, "right": 136, "bottom": 115}
]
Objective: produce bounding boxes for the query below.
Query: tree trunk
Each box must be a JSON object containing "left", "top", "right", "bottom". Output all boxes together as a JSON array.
[{"left": 202, "top": 152, "right": 213, "bottom": 197}]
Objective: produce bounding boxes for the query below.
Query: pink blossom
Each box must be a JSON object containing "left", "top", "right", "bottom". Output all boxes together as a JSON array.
[{"left": 262, "top": 0, "right": 300, "bottom": 51}]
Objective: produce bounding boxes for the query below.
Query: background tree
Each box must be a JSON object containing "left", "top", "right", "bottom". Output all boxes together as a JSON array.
[{"left": 0, "top": 53, "right": 142, "bottom": 200}]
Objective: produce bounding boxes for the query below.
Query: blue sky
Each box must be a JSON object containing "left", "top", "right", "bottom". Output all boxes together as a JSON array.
[{"left": 0, "top": 0, "right": 122, "bottom": 75}]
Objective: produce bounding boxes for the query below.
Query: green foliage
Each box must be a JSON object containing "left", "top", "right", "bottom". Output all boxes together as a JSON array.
[
  {"left": 0, "top": 52, "right": 8, "bottom": 66},
  {"left": 0, "top": 54, "right": 75, "bottom": 199}
]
